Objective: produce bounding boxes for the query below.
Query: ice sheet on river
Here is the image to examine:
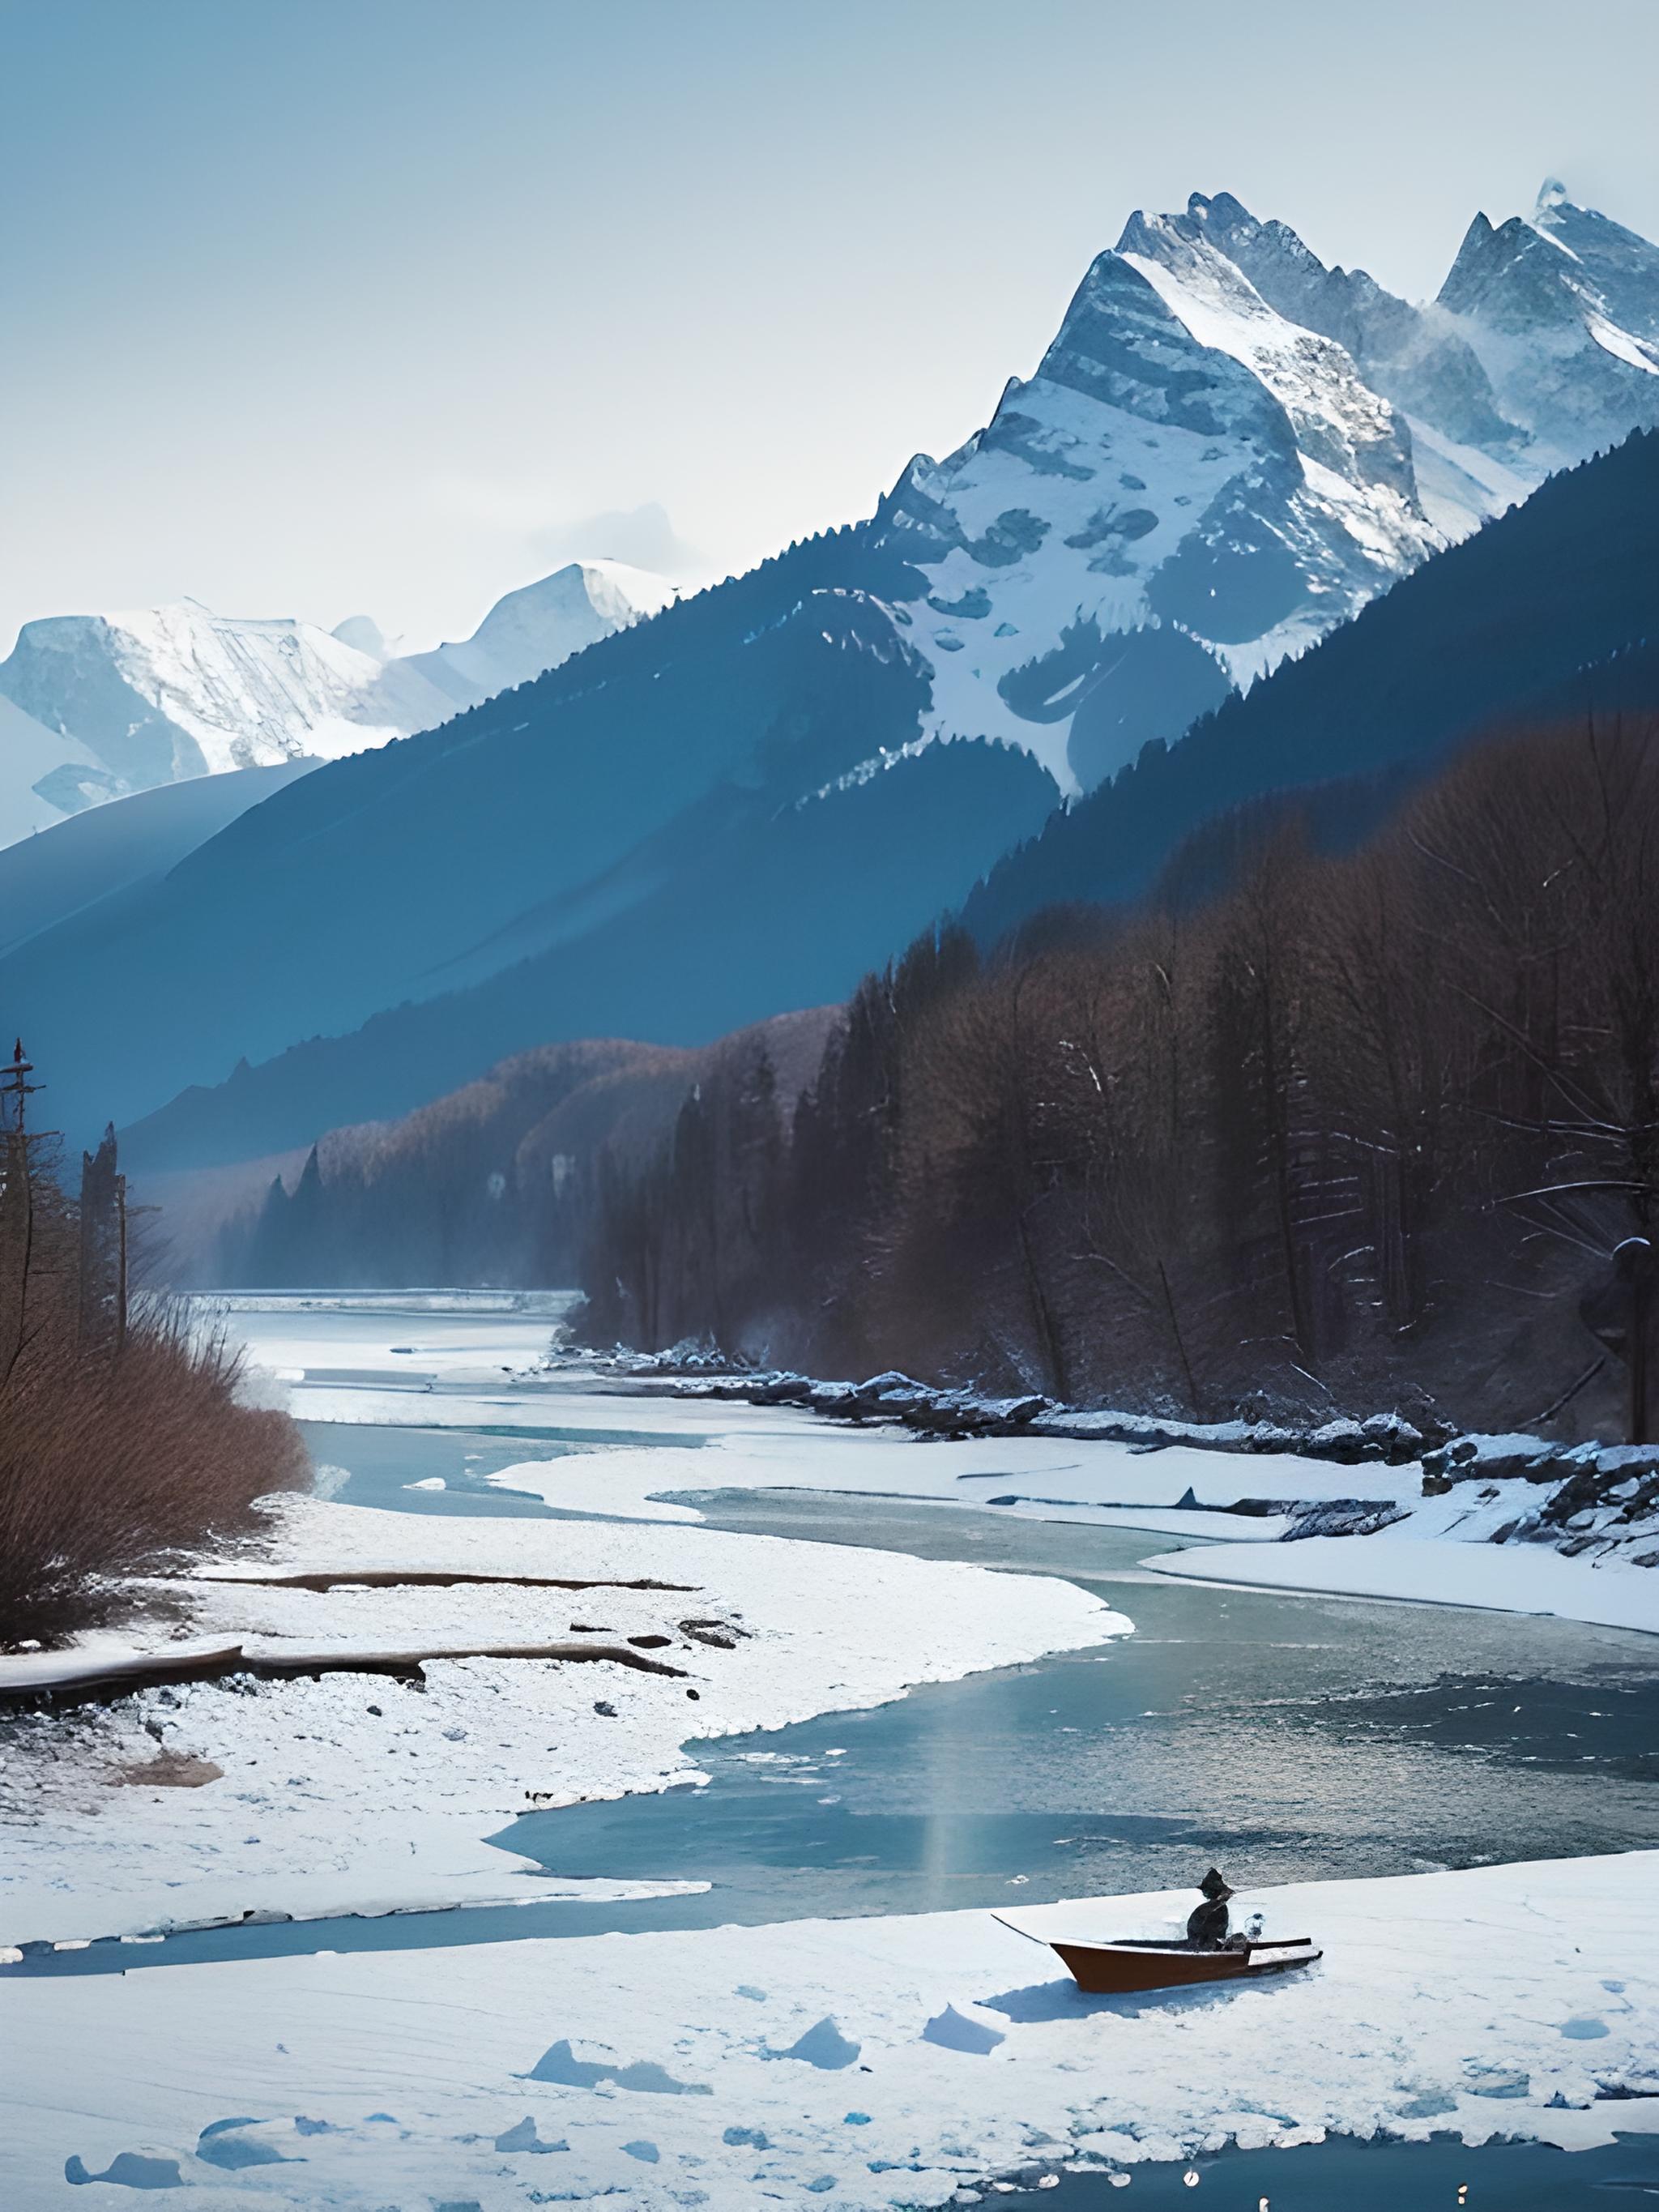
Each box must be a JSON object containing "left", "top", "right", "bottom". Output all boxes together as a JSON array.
[
  {"left": 1145, "top": 1530, "right": 1659, "bottom": 1634},
  {"left": 3, "top": 1855, "right": 1654, "bottom": 2207}
]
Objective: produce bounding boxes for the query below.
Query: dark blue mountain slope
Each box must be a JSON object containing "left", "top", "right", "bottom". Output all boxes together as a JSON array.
[{"left": 124, "top": 735, "right": 1056, "bottom": 1170}]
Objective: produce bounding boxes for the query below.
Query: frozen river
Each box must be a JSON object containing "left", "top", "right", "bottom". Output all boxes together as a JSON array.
[
  {"left": 19, "top": 1296, "right": 1659, "bottom": 1976},
  {"left": 7, "top": 1296, "right": 1658, "bottom": 2210}
]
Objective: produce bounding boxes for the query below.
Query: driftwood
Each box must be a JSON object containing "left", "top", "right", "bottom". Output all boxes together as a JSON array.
[
  {"left": 187, "top": 1569, "right": 698, "bottom": 1595},
  {"left": 0, "top": 1635, "right": 689, "bottom": 1707}
]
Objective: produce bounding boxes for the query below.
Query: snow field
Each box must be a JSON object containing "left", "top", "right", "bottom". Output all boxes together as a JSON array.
[{"left": 2, "top": 1854, "right": 1653, "bottom": 2208}]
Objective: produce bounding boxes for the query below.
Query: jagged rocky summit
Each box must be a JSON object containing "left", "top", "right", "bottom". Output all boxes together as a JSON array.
[{"left": 873, "top": 180, "right": 1659, "bottom": 792}]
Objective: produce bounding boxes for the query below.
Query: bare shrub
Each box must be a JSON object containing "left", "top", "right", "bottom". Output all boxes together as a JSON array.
[{"left": 0, "top": 1302, "right": 307, "bottom": 1650}]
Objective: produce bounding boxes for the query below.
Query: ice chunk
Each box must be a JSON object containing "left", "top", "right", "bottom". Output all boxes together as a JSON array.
[
  {"left": 522, "top": 2038, "right": 710, "bottom": 2094},
  {"left": 767, "top": 2016, "right": 862, "bottom": 2069},
  {"left": 194, "top": 2116, "right": 299, "bottom": 2168},
  {"left": 65, "top": 2150, "right": 185, "bottom": 2189},
  {"left": 923, "top": 2004, "right": 1006, "bottom": 2053},
  {"left": 493, "top": 2115, "right": 567, "bottom": 2153}
]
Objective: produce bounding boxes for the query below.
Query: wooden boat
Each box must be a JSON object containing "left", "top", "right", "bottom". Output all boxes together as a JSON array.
[{"left": 994, "top": 1916, "right": 1321, "bottom": 1995}]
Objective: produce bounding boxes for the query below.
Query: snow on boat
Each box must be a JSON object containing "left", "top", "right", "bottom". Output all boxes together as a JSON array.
[{"left": 995, "top": 1916, "right": 1322, "bottom": 1995}]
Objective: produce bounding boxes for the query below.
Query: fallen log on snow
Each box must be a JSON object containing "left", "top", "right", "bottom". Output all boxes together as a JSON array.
[
  {"left": 186, "top": 1569, "right": 699, "bottom": 1594},
  {"left": 0, "top": 1634, "right": 690, "bottom": 1706}
]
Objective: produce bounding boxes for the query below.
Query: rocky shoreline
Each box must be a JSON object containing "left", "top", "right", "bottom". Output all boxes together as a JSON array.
[{"left": 555, "top": 1346, "right": 1659, "bottom": 1569}]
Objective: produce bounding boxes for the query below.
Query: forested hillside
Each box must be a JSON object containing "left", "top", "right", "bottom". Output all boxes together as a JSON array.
[
  {"left": 580, "top": 716, "right": 1659, "bottom": 1441},
  {"left": 186, "top": 1008, "right": 838, "bottom": 1290},
  {"left": 125, "top": 728, "right": 1053, "bottom": 1172}
]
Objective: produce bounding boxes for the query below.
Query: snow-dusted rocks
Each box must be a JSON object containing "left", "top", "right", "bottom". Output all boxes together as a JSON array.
[
  {"left": 1182, "top": 190, "right": 1523, "bottom": 459},
  {"left": 0, "top": 559, "right": 676, "bottom": 838}
]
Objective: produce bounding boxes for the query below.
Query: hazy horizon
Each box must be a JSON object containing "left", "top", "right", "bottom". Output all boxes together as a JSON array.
[{"left": 6, "top": 0, "right": 1659, "bottom": 655}]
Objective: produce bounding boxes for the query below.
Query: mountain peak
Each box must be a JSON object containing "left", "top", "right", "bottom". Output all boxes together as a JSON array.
[
  {"left": 1186, "top": 189, "right": 1256, "bottom": 231},
  {"left": 331, "top": 614, "right": 388, "bottom": 661},
  {"left": 1438, "top": 208, "right": 1572, "bottom": 324},
  {"left": 399, "top": 559, "right": 677, "bottom": 707},
  {"left": 1435, "top": 189, "right": 1659, "bottom": 455}
]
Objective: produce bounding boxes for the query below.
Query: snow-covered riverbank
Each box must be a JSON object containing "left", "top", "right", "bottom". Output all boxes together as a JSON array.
[
  {"left": 476, "top": 1414, "right": 1659, "bottom": 1636},
  {"left": 6, "top": 1301, "right": 1657, "bottom": 2206},
  {"left": 0, "top": 1494, "right": 1123, "bottom": 1949},
  {"left": 4, "top": 1854, "right": 1654, "bottom": 2206},
  {"left": 243, "top": 1300, "right": 1659, "bottom": 1626},
  {"left": 524, "top": 1348, "right": 1659, "bottom": 1631}
]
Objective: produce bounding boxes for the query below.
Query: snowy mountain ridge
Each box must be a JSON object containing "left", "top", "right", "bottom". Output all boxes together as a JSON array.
[
  {"left": 871, "top": 180, "right": 1659, "bottom": 792},
  {"left": 6, "top": 182, "right": 1655, "bottom": 847},
  {"left": 0, "top": 559, "right": 678, "bottom": 839}
]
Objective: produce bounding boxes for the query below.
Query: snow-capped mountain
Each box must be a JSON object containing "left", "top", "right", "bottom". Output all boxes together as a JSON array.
[
  {"left": 872, "top": 181, "right": 1659, "bottom": 792},
  {"left": 7, "top": 182, "right": 1653, "bottom": 856},
  {"left": 0, "top": 559, "right": 676, "bottom": 836},
  {"left": 0, "top": 605, "right": 449, "bottom": 812},
  {"left": 399, "top": 560, "right": 679, "bottom": 707},
  {"left": 1438, "top": 180, "right": 1659, "bottom": 462}
]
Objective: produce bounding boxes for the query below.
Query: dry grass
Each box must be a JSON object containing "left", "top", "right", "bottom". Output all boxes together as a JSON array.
[
  {"left": 0, "top": 1304, "right": 308, "bottom": 1651},
  {"left": 111, "top": 1752, "right": 224, "bottom": 1789}
]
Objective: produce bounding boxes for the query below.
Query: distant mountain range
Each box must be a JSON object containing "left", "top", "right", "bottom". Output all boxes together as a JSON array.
[
  {"left": 9, "top": 179, "right": 1654, "bottom": 846},
  {"left": 105, "top": 421, "right": 1659, "bottom": 1185},
  {"left": 0, "top": 559, "right": 676, "bottom": 841},
  {"left": 10, "top": 181, "right": 1659, "bottom": 1179}
]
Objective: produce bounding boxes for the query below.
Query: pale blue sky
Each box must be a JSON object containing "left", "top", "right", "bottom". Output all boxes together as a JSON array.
[{"left": 4, "top": 0, "right": 1657, "bottom": 652}]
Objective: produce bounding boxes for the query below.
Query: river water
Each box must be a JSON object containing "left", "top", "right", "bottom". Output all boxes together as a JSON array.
[
  {"left": 497, "top": 1488, "right": 1659, "bottom": 1931},
  {"left": 18, "top": 1300, "right": 1659, "bottom": 2203},
  {"left": 301, "top": 1385, "right": 1659, "bottom": 1937},
  {"left": 25, "top": 1326, "right": 1659, "bottom": 1978}
]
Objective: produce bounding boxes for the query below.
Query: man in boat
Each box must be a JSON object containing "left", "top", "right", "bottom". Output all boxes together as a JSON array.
[{"left": 1186, "top": 1867, "right": 1244, "bottom": 1949}]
